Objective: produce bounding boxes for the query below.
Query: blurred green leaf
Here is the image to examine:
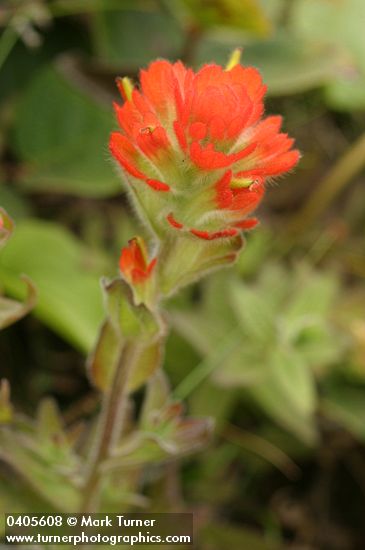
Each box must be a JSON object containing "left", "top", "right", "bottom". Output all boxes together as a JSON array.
[
  {"left": 12, "top": 65, "right": 120, "bottom": 197},
  {"left": 229, "top": 279, "right": 276, "bottom": 345},
  {"left": 174, "top": 264, "right": 343, "bottom": 444},
  {"left": 105, "top": 402, "right": 213, "bottom": 469},
  {"left": 292, "top": 0, "right": 365, "bottom": 110},
  {"left": 249, "top": 346, "right": 318, "bottom": 445},
  {"left": 0, "top": 275, "right": 37, "bottom": 330},
  {"left": 0, "top": 426, "right": 81, "bottom": 511},
  {"left": 90, "top": 8, "right": 185, "bottom": 69},
  {"left": 88, "top": 277, "right": 164, "bottom": 392},
  {"left": 194, "top": 30, "right": 341, "bottom": 95},
  {"left": 0, "top": 219, "right": 104, "bottom": 352}
]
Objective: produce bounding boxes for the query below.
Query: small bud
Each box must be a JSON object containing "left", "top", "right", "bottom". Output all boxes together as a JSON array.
[{"left": 119, "top": 237, "right": 157, "bottom": 306}]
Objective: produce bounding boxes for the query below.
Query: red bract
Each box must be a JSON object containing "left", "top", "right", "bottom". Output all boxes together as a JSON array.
[
  {"left": 110, "top": 58, "right": 299, "bottom": 240},
  {"left": 119, "top": 238, "right": 157, "bottom": 285}
]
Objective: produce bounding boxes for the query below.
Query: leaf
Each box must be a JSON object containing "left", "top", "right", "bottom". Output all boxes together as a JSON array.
[
  {"left": 249, "top": 346, "right": 318, "bottom": 445},
  {"left": 194, "top": 30, "right": 342, "bottom": 96},
  {"left": 140, "top": 370, "right": 171, "bottom": 428},
  {"left": 87, "top": 319, "right": 121, "bottom": 390},
  {"left": 105, "top": 403, "right": 213, "bottom": 470},
  {"left": 292, "top": 0, "right": 365, "bottom": 110},
  {"left": 12, "top": 65, "right": 121, "bottom": 197},
  {"left": 88, "top": 278, "right": 164, "bottom": 392},
  {"left": 128, "top": 339, "right": 163, "bottom": 393},
  {"left": 285, "top": 268, "right": 339, "bottom": 321},
  {"left": 0, "top": 427, "right": 81, "bottom": 511},
  {"left": 229, "top": 279, "right": 276, "bottom": 345},
  {"left": 36, "top": 397, "right": 66, "bottom": 443},
  {"left": 0, "top": 275, "right": 37, "bottom": 330},
  {"left": 0, "top": 219, "right": 104, "bottom": 352},
  {"left": 90, "top": 8, "right": 185, "bottom": 70}
]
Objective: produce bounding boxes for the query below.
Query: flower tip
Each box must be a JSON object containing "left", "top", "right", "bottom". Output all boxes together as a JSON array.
[{"left": 225, "top": 48, "right": 243, "bottom": 71}]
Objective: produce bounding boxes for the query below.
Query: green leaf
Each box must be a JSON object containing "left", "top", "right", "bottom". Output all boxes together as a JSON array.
[
  {"left": 291, "top": 0, "right": 365, "bottom": 110},
  {"left": 229, "top": 279, "right": 276, "bottom": 345},
  {"left": 0, "top": 219, "right": 104, "bottom": 352},
  {"left": 12, "top": 65, "right": 120, "bottom": 197},
  {"left": 0, "top": 427, "right": 81, "bottom": 511},
  {"left": 285, "top": 268, "right": 339, "bottom": 321},
  {"left": 249, "top": 347, "right": 318, "bottom": 445},
  {"left": 140, "top": 370, "right": 171, "bottom": 428},
  {"left": 105, "top": 403, "right": 213, "bottom": 469},
  {"left": 0, "top": 276, "right": 37, "bottom": 330},
  {"left": 90, "top": 8, "right": 185, "bottom": 69},
  {"left": 88, "top": 278, "right": 164, "bottom": 392},
  {"left": 88, "top": 319, "right": 121, "bottom": 390}
]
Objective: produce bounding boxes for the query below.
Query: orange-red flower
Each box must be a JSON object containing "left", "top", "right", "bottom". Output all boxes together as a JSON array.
[
  {"left": 110, "top": 58, "right": 299, "bottom": 241},
  {"left": 119, "top": 237, "right": 157, "bottom": 285}
]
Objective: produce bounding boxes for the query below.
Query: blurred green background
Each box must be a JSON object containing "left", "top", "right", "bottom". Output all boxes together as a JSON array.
[{"left": 1, "top": 0, "right": 365, "bottom": 548}]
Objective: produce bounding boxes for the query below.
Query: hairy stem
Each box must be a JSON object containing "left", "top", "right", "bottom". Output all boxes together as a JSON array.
[{"left": 80, "top": 341, "right": 138, "bottom": 512}]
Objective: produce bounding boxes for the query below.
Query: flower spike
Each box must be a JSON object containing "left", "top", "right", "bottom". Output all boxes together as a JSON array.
[{"left": 110, "top": 54, "right": 300, "bottom": 294}]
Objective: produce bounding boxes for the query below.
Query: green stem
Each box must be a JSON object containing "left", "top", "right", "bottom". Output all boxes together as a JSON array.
[{"left": 80, "top": 341, "right": 138, "bottom": 512}]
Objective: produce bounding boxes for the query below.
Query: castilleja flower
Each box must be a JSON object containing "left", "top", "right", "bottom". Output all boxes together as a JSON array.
[{"left": 110, "top": 55, "right": 299, "bottom": 243}]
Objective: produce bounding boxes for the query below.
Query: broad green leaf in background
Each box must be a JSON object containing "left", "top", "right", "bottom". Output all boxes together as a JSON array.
[
  {"left": 249, "top": 346, "right": 318, "bottom": 445},
  {"left": 12, "top": 65, "right": 121, "bottom": 197},
  {"left": 291, "top": 0, "right": 365, "bottom": 110},
  {"left": 90, "top": 8, "right": 185, "bottom": 69},
  {"left": 173, "top": 264, "right": 344, "bottom": 444},
  {"left": 229, "top": 279, "right": 276, "bottom": 345},
  {"left": 0, "top": 219, "right": 106, "bottom": 352},
  {"left": 194, "top": 30, "right": 342, "bottom": 96}
]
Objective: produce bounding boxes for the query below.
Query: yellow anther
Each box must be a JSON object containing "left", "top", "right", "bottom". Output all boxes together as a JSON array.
[
  {"left": 225, "top": 48, "right": 242, "bottom": 71},
  {"left": 230, "top": 178, "right": 253, "bottom": 189},
  {"left": 116, "top": 76, "right": 134, "bottom": 101}
]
